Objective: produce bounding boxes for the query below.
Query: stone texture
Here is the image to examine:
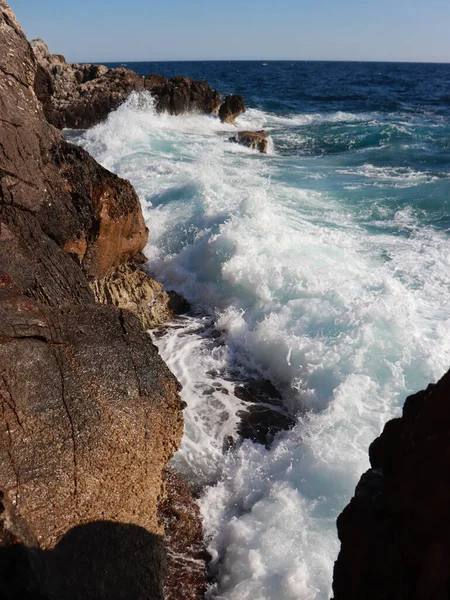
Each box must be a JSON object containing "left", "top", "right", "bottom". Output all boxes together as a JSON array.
[
  {"left": 219, "top": 94, "right": 246, "bottom": 123},
  {"left": 161, "top": 468, "right": 209, "bottom": 600},
  {"left": 333, "top": 369, "right": 450, "bottom": 600},
  {"left": 230, "top": 130, "right": 269, "bottom": 153},
  {"left": 31, "top": 39, "right": 224, "bottom": 129},
  {"left": 0, "top": 3, "right": 185, "bottom": 597},
  {"left": 90, "top": 260, "right": 175, "bottom": 329}
]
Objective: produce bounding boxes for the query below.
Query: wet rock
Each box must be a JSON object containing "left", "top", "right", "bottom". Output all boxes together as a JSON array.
[
  {"left": 333, "top": 369, "right": 450, "bottom": 600},
  {"left": 230, "top": 130, "right": 269, "bottom": 153},
  {"left": 234, "top": 380, "right": 296, "bottom": 446},
  {"left": 160, "top": 468, "right": 209, "bottom": 600},
  {"left": 151, "top": 76, "right": 222, "bottom": 117},
  {"left": 219, "top": 94, "right": 246, "bottom": 123},
  {"left": 30, "top": 40, "right": 223, "bottom": 128}
]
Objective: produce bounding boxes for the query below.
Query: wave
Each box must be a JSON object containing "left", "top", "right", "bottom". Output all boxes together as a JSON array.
[{"left": 75, "top": 92, "right": 450, "bottom": 599}]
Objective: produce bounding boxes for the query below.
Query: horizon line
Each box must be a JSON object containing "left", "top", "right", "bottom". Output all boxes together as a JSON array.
[{"left": 77, "top": 58, "right": 450, "bottom": 65}]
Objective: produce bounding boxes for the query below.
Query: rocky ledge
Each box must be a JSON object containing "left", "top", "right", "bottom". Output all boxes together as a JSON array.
[
  {"left": 0, "top": 2, "right": 202, "bottom": 598},
  {"left": 333, "top": 369, "right": 450, "bottom": 600},
  {"left": 31, "top": 38, "right": 246, "bottom": 129}
]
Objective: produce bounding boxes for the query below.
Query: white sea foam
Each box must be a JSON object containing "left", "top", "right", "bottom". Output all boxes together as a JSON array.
[{"left": 76, "top": 93, "right": 450, "bottom": 599}]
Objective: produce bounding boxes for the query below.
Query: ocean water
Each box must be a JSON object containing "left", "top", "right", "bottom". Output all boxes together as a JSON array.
[{"left": 73, "top": 61, "right": 450, "bottom": 599}]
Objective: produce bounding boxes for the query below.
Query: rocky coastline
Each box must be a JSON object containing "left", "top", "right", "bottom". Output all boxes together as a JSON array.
[
  {"left": 1, "top": 2, "right": 448, "bottom": 598},
  {"left": 0, "top": 2, "right": 204, "bottom": 598}
]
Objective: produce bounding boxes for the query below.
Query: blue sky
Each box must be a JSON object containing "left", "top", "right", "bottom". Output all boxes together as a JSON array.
[{"left": 10, "top": 0, "right": 450, "bottom": 63}]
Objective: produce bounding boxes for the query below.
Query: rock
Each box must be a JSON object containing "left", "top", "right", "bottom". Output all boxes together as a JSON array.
[
  {"left": 161, "top": 468, "right": 209, "bottom": 600},
  {"left": 150, "top": 76, "right": 222, "bottom": 116},
  {"left": 333, "top": 370, "right": 450, "bottom": 600},
  {"left": 0, "top": 488, "right": 167, "bottom": 600},
  {"left": 230, "top": 130, "right": 270, "bottom": 153},
  {"left": 90, "top": 261, "right": 175, "bottom": 329},
  {"left": 0, "top": 3, "right": 185, "bottom": 598},
  {"left": 30, "top": 40, "right": 223, "bottom": 129},
  {"left": 219, "top": 94, "right": 246, "bottom": 123},
  {"left": 234, "top": 380, "right": 296, "bottom": 446}
]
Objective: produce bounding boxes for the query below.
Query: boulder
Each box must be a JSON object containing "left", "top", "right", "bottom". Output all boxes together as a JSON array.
[
  {"left": 333, "top": 369, "right": 450, "bottom": 600},
  {"left": 219, "top": 94, "right": 246, "bottom": 123},
  {"left": 230, "top": 130, "right": 270, "bottom": 153}
]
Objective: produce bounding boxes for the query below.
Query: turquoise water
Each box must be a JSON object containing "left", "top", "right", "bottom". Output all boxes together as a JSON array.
[{"left": 74, "top": 61, "right": 450, "bottom": 599}]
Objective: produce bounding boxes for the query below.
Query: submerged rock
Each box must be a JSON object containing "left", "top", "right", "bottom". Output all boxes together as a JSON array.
[
  {"left": 333, "top": 369, "right": 450, "bottom": 600},
  {"left": 219, "top": 94, "right": 246, "bottom": 123},
  {"left": 230, "top": 130, "right": 270, "bottom": 153}
]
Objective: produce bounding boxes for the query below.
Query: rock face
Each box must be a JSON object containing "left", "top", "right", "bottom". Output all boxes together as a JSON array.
[
  {"left": 219, "top": 94, "right": 246, "bottom": 123},
  {"left": 230, "top": 130, "right": 270, "bottom": 153},
  {"left": 333, "top": 369, "right": 450, "bottom": 600},
  {"left": 31, "top": 39, "right": 223, "bottom": 129},
  {"left": 0, "top": 2, "right": 184, "bottom": 597}
]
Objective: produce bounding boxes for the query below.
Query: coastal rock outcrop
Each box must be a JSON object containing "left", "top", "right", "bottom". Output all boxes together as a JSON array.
[
  {"left": 219, "top": 94, "right": 246, "bottom": 123},
  {"left": 333, "top": 369, "right": 450, "bottom": 600},
  {"left": 0, "top": 2, "right": 185, "bottom": 597},
  {"left": 30, "top": 39, "right": 224, "bottom": 129},
  {"left": 230, "top": 130, "right": 270, "bottom": 153}
]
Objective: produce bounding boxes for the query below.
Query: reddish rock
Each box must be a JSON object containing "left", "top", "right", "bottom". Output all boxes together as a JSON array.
[
  {"left": 161, "top": 468, "right": 209, "bottom": 600},
  {"left": 333, "top": 370, "right": 450, "bottom": 600},
  {"left": 219, "top": 94, "right": 246, "bottom": 123},
  {"left": 230, "top": 130, "right": 269, "bottom": 153}
]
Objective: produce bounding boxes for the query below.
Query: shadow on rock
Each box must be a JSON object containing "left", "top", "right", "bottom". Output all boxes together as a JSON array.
[{"left": 0, "top": 521, "right": 165, "bottom": 600}]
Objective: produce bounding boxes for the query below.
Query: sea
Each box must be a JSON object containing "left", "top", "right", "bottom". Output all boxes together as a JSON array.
[{"left": 71, "top": 61, "right": 450, "bottom": 599}]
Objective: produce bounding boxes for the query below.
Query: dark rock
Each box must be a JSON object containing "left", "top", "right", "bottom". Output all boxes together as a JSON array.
[
  {"left": 160, "top": 468, "right": 209, "bottom": 600},
  {"left": 219, "top": 94, "right": 246, "bottom": 123},
  {"left": 333, "top": 370, "right": 450, "bottom": 600},
  {"left": 30, "top": 40, "right": 223, "bottom": 129},
  {"left": 167, "top": 289, "right": 191, "bottom": 315},
  {"left": 230, "top": 130, "right": 269, "bottom": 153},
  {"left": 234, "top": 380, "right": 296, "bottom": 446}
]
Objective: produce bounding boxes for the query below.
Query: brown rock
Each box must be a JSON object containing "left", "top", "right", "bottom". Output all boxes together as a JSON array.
[
  {"left": 30, "top": 40, "right": 223, "bottom": 129},
  {"left": 91, "top": 261, "right": 175, "bottom": 329},
  {"left": 0, "top": 3, "right": 185, "bottom": 598},
  {"left": 219, "top": 94, "right": 246, "bottom": 123},
  {"left": 161, "top": 468, "right": 209, "bottom": 600},
  {"left": 230, "top": 130, "right": 270, "bottom": 153},
  {"left": 333, "top": 370, "right": 450, "bottom": 600}
]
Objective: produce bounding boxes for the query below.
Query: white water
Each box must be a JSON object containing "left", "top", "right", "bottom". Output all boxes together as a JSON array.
[{"left": 76, "top": 93, "right": 450, "bottom": 599}]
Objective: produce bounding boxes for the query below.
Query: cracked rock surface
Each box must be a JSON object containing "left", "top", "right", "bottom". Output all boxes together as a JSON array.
[{"left": 0, "top": 2, "right": 184, "bottom": 597}]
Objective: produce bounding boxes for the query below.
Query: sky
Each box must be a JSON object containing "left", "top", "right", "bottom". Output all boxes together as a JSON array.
[{"left": 10, "top": 0, "right": 450, "bottom": 63}]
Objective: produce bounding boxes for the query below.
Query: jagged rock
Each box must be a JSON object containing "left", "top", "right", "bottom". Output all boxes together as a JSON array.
[
  {"left": 219, "top": 94, "right": 246, "bottom": 123},
  {"left": 30, "top": 40, "right": 223, "bottom": 128},
  {"left": 333, "top": 369, "right": 450, "bottom": 600},
  {"left": 230, "top": 130, "right": 269, "bottom": 153},
  {"left": 0, "top": 3, "right": 185, "bottom": 598},
  {"left": 90, "top": 261, "right": 175, "bottom": 329},
  {"left": 161, "top": 468, "right": 209, "bottom": 600}
]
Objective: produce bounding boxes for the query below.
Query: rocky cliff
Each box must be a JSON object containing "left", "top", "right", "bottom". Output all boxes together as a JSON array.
[
  {"left": 30, "top": 38, "right": 245, "bottom": 129},
  {"left": 0, "top": 2, "right": 187, "bottom": 598},
  {"left": 333, "top": 369, "right": 450, "bottom": 600}
]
